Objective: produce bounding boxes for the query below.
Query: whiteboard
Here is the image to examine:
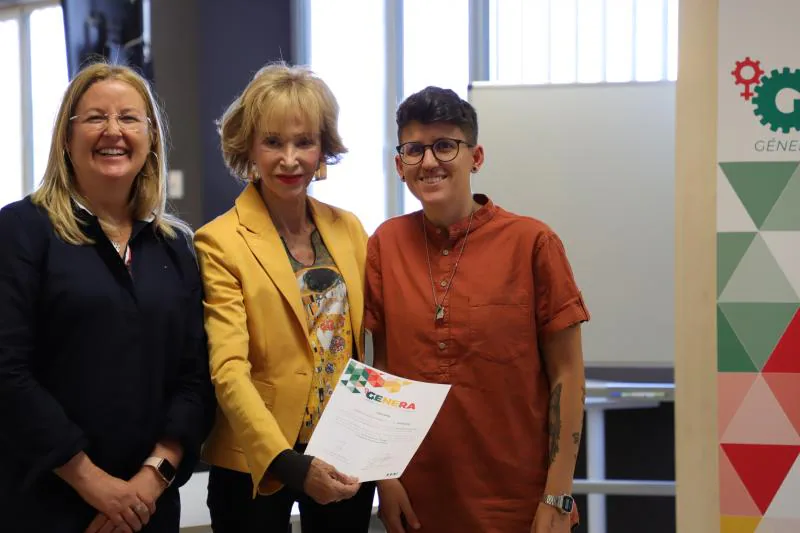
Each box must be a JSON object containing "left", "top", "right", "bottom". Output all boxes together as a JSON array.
[{"left": 469, "top": 81, "right": 675, "bottom": 367}]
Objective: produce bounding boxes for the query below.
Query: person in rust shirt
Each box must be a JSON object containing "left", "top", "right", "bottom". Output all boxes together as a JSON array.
[{"left": 364, "top": 86, "right": 590, "bottom": 533}]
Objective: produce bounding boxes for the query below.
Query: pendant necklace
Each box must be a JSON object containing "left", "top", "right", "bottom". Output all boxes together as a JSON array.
[{"left": 422, "top": 207, "right": 475, "bottom": 322}]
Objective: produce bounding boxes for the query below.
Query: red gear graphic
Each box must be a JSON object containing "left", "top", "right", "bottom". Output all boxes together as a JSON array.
[{"left": 731, "top": 57, "right": 765, "bottom": 101}]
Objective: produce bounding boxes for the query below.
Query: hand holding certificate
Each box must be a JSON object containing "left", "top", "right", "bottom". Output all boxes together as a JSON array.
[{"left": 304, "top": 360, "right": 450, "bottom": 482}]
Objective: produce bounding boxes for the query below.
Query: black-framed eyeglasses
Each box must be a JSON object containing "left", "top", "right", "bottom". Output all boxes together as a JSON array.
[{"left": 396, "top": 138, "right": 474, "bottom": 165}]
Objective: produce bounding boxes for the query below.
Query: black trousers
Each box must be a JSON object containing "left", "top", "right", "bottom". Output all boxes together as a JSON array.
[{"left": 206, "top": 466, "right": 376, "bottom": 533}]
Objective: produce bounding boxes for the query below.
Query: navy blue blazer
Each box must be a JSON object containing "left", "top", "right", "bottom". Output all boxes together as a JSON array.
[{"left": 0, "top": 197, "right": 215, "bottom": 532}]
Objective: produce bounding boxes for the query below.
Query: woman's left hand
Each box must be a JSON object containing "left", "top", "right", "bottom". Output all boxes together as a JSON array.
[
  {"left": 531, "top": 502, "right": 571, "bottom": 533},
  {"left": 84, "top": 468, "right": 164, "bottom": 533},
  {"left": 127, "top": 467, "right": 164, "bottom": 514}
]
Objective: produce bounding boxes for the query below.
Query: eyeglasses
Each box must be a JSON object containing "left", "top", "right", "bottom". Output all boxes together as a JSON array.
[
  {"left": 69, "top": 113, "right": 151, "bottom": 133},
  {"left": 396, "top": 138, "right": 474, "bottom": 165}
]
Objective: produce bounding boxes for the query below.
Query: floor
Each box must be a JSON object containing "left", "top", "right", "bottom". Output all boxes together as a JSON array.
[
  {"left": 182, "top": 522, "right": 386, "bottom": 533},
  {"left": 179, "top": 471, "right": 387, "bottom": 532}
]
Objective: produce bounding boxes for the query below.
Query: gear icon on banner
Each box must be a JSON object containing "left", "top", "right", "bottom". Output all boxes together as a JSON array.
[
  {"left": 752, "top": 67, "right": 800, "bottom": 133},
  {"left": 731, "top": 57, "right": 765, "bottom": 101}
]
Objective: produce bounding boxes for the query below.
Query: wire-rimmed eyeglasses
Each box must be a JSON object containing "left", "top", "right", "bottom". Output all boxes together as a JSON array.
[
  {"left": 396, "top": 138, "right": 474, "bottom": 165},
  {"left": 69, "top": 113, "right": 152, "bottom": 133}
]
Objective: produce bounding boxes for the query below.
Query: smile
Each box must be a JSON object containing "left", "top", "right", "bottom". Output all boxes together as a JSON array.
[{"left": 95, "top": 148, "right": 128, "bottom": 156}]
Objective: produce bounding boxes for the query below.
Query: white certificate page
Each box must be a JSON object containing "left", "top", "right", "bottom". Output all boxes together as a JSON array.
[{"left": 304, "top": 360, "right": 450, "bottom": 482}]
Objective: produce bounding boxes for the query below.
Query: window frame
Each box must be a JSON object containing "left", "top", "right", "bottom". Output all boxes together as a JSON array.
[
  {"left": 488, "top": 0, "right": 677, "bottom": 85},
  {"left": 292, "top": 0, "right": 675, "bottom": 221},
  {"left": 1, "top": 0, "right": 62, "bottom": 202},
  {"left": 293, "top": 0, "right": 487, "bottom": 219}
]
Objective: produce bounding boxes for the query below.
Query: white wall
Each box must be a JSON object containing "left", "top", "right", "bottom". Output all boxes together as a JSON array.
[{"left": 469, "top": 81, "right": 676, "bottom": 367}]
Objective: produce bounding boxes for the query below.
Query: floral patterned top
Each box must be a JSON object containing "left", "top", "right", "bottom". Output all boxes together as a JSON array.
[{"left": 284, "top": 229, "right": 353, "bottom": 444}]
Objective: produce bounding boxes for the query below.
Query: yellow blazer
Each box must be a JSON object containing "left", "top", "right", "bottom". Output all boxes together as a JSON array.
[{"left": 194, "top": 183, "right": 367, "bottom": 496}]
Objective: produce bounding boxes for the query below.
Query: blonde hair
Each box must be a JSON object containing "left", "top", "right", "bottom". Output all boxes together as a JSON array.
[
  {"left": 218, "top": 61, "right": 347, "bottom": 181},
  {"left": 31, "top": 62, "right": 191, "bottom": 245}
]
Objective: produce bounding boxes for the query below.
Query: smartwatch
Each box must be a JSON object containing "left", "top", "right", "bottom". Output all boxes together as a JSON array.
[
  {"left": 144, "top": 456, "right": 177, "bottom": 487},
  {"left": 542, "top": 494, "right": 575, "bottom": 514}
]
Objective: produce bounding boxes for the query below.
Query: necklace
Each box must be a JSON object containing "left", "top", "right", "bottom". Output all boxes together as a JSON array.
[{"left": 422, "top": 208, "right": 475, "bottom": 322}]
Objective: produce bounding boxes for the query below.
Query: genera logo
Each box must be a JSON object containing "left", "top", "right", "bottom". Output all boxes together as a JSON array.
[
  {"left": 732, "top": 57, "right": 800, "bottom": 141},
  {"left": 364, "top": 387, "right": 416, "bottom": 410}
]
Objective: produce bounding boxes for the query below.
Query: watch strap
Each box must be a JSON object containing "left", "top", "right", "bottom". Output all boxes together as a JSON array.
[
  {"left": 542, "top": 494, "right": 574, "bottom": 514},
  {"left": 144, "top": 456, "right": 176, "bottom": 487}
]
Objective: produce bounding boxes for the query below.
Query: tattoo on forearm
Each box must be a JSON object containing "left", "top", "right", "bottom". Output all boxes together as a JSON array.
[
  {"left": 572, "top": 432, "right": 581, "bottom": 445},
  {"left": 581, "top": 385, "right": 586, "bottom": 406},
  {"left": 548, "top": 383, "right": 563, "bottom": 466}
]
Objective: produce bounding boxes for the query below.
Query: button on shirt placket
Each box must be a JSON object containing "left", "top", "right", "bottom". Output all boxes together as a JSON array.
[{"left": 434, "top": 231, "right": 456, "bottom": 378}]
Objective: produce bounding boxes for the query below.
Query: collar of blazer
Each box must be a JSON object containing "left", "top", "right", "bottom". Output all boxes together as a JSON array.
[{"left": 234, "top": 182, "right": 362, "bottom": 345}]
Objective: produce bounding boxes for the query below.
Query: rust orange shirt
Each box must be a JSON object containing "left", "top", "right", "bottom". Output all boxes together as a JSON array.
[{"left": 364, "top": 195, "right": 589, "bottom": 533}]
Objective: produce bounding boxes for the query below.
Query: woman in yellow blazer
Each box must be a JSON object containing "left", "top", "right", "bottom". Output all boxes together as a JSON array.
[{"left": 194, "top": 62, "right": 375, "bottom": 533}]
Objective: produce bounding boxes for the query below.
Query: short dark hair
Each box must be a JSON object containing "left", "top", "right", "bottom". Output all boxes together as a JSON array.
[{"left": 396, "top": 86, "right": 478, "bottom": 145}]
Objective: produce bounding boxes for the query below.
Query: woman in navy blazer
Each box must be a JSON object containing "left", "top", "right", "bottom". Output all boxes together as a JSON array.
[{"left": 0, "top": 63, "right": 215, "bottom": 533}]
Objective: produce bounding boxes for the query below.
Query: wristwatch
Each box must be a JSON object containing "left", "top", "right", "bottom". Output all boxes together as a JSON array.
[
  {"left": 542, "top": 494, "right": 575, "bottom": 514},
  {"left": 144, "top": 456, "right": 177, "bottom": 487}
]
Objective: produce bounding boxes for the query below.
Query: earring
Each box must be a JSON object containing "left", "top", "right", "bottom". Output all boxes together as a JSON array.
[
  {"left": 313, "top": 162, "right": 327, "bottom": 182},
  {"left": 250, "top": 163, "right": 261, "bottom": 182},
  {"left": 149, "top": 151, "right": 160, "bottom": 171},
  {"left": 471, "top": 166, "right": 478, "bottom": 173}
]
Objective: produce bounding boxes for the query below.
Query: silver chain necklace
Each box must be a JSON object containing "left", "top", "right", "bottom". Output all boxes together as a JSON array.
[{"left": 422, "top": 208, "right": 475, "bottom": 322}]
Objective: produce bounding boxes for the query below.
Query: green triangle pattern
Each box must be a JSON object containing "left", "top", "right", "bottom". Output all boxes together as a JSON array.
[
  {"left": 762, "top": 165, "right": 800, "bottom": 230},
  {"left": 719, "top": 303, "right": 799, "bottom": 370},
  {"left": 720, "top": 161, "right": 798, "bottom": 228},
  {"left": 717, "top": 232, "right": 756, "bottom": 297},
  {"left": 718, "top": 234, "right": 800, "bottom": 303},
  {"left": 717, "top": 306, "right": 757, "bottom": 372}
]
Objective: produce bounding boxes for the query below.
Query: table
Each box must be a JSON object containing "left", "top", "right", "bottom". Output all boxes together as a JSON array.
[{"left": 580, "top": 380, "right": 676, "bottom": 533}]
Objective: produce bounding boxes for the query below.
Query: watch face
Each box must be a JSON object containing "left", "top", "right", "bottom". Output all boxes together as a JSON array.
[
  {"left": 562, "top": 496, "right": 574, "bottom": 512},
  {"left": 159, "top": 458, "right": 177, "bottom": 482}
]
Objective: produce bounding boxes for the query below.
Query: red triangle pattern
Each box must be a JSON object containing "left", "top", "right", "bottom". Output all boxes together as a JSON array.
[
  {"left": 763, "top": 311, "right": 800, "bottom": 373},
  {"left": 763, "top": 373, "right": 800, "bottom": 436},
  {"left": 718, "top": 373, "right": 758, "bottom": 438},
  {"left": 719, "top": 445, "right": 761, "bottom": 516},
  {"left": 722, "top": 444, "right": 800, "bottom": 514},
  {"left": 721, "top": 376, "right": 800, "bottom": 445}
]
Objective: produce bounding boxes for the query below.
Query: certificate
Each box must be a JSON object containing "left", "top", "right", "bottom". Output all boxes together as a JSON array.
[{"left": 304, "top": 360, "right": 450, "bottom": 482}]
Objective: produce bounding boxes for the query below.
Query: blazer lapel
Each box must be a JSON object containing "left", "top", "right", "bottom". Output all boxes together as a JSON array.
[
  {"left": 310, "top": 198, "right": 364, "bottom": 359},
  {"left": 236, "top": 184, "right": 309, "bottom": 339}
]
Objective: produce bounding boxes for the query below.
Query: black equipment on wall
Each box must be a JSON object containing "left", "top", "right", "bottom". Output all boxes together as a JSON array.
[{"left": 61, "top": 0, "right": 153, "bottom": 81}]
